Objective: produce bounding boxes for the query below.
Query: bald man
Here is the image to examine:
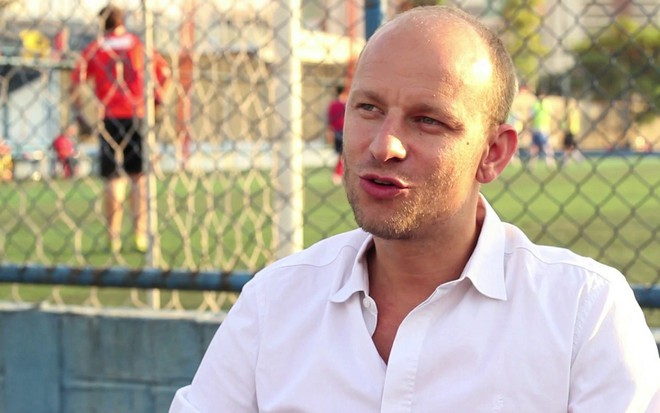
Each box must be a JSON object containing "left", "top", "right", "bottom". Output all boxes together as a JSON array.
[{"left": 170, "top": 6, "right": 659, "bottom": 412}]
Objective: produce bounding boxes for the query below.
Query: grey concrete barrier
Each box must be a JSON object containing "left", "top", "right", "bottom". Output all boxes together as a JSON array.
[{"left": 0, "top": 303, "right": 221, "bottom": 413}]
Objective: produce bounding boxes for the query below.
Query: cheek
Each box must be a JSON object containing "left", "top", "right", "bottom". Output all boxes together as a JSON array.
[
  {"left": 431, "top": 144, "right": 478, "bottom": 183},
  {"left": 342, "top": 119, "right": 371, "bottom": 155}
]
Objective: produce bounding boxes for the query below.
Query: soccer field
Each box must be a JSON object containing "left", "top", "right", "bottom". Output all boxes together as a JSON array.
[{"left": 0, "top": 154, "right": 658, "bottom": 320}]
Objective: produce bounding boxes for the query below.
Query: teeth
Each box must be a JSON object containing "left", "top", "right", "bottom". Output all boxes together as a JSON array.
[{"left": 373, "top": 179, "right": 392, "bottom": 185}]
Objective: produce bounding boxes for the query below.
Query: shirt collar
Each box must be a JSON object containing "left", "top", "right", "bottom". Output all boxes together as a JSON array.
[
  {"left": 329, "top": 195, "right": 507, "bottom": 303},
  {"left": 461, "top": 195, "right": 507, "bottom": 301},
  {"left": 329, "top": 234, "right": 373, "bottom": 303}
]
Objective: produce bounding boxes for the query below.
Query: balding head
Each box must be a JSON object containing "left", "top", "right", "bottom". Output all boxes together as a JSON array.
[{"left": 359, "top": 6, "right": 518, "bottom": 127}]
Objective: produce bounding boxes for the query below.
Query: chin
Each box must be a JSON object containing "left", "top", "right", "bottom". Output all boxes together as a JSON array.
[
  {"left": 365, "top": 227, "right": 415, "bottom": 241},
  {"left": 353, "top": 209, "right": 418, "bottom": 240}
]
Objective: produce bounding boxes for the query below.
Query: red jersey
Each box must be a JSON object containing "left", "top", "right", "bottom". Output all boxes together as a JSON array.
[
  {"left": 72, "top": 30, "right": 169, "bottom": 119},
  {"left": 52, "top": 134, "right": 75, "bottom": 158},
  {"left": 327, "top": 99, "right": 346, "bottom": 133}
]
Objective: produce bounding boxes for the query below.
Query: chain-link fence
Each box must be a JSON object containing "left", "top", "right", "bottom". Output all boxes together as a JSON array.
[{"left": 0, "top": 0, "right": 658, "bottom": 316}]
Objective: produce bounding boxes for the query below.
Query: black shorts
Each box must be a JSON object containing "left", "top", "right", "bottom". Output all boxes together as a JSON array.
[
  {"left": 99, "top": 118, "right": 143, "bottom": 179},
  {"left": 563, "top": 132, "right": 577, "bottom": 150},
  {"left": 334, "top": 131, "right": 343, "bottom": 154}
]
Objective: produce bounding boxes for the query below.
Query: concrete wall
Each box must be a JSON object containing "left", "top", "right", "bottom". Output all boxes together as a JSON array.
[
  {"left": 0, "top": 303, "right": 221, "bottom": 413},
  {"left": 1, "top": 302, "right": 658, "bottom": 413}
]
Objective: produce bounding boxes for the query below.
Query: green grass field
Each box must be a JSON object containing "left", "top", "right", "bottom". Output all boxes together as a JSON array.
[{"left": 0, "top": 154, "right": 658, "bottom": 322}]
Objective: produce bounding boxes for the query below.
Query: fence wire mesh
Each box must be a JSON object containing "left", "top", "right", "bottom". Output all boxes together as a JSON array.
[{"left": 0, "top": 0, "right": 658, "bottom": 316}]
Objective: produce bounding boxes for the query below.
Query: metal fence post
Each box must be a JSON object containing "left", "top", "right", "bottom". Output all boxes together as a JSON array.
[
  {"left": 272, "top": 0, "right": 304, "bottom": 259},
  {"left": 142, "top": 0, "right": 161, "bottom": 308}
]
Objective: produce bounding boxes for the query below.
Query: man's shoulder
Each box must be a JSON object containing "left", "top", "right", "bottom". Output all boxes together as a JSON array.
[
  {"left": 251, "top": 229, "right": 368, "bottom": 284},
  {"left": 269, "top": 229, "right": 366, "bottom": 270},
  {"left": 504, "top": 223, "right": 624, "bottom": 285}
]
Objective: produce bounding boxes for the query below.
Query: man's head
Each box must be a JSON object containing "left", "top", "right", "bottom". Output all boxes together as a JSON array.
[
  {"left": 342, "top": 6, "right": 518, "bottom": 240},
  {"left": 376, "top": 7, "right": 518, "bottom": 127},
  {"left": 99, "top": 5, "right": 124, "bottom": 32}
]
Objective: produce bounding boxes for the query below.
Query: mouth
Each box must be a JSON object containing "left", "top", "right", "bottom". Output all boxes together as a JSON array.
[{"left": 362, "top": 174, "right": 407, "bottom": 189}]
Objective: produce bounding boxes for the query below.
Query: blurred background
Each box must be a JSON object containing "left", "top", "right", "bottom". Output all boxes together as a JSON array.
[{"left": 0, "top": 0, "right": 657, "bottom": 411}]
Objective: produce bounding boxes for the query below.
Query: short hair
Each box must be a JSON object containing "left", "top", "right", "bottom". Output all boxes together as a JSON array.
[
  {"left": 382, "top": 6, "right": 519, "bottom": 126},
  {"left": 99, "top": 5, "right": 124, "bottom": 32}
]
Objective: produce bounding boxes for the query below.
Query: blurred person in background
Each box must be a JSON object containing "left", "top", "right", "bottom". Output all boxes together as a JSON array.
[
  {"left": 71, "top": 4, "right": 170, "bottom": 253},
  {"left": 170, "top": 5, "right": 659, "bottom": 412},
  {"left": 529, "top": 91, "right": 556, "bottom": 168},
  {"left": 561, "top": 97, "right": 584, "bottom": 164},
  {"left": 0, "top": 136, "right": 12, "bottom": 181},
  {"left": 326, "top": 84, "right": 348, "bottom": 185},
  {"left": 51, "top": 124, "right": 78, "bottom": 179}
]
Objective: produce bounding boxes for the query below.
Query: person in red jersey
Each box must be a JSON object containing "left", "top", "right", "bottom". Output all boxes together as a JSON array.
[
  {"left": 51, "top": 124, "right": 77, "bottom": 179},
  {"left": 325, "top": 85, "right": 348, "bottom": 185},
  {"left": 71, "top": 4, "right": 169, "bottom": 253}
]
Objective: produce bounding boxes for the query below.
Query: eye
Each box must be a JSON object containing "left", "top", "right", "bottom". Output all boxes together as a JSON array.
[
  {"left": 416, "top": 116, "right": 442, "bottom": 126},
  {"left": 357, "top": 103, "right": 378, "bottom": 112}
]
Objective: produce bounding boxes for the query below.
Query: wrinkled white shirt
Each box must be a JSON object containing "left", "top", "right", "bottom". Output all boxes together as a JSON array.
[{"left": 170, "top": 198, "right": 660, "bottom": 413}]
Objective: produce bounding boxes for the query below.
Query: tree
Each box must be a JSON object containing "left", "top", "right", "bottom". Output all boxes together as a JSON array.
[
  {"left": 570, "top": 17, "right": 659, "bottom": 124},
  {"left": 500, "top": 0, "right": 549, "bottom": 89}
]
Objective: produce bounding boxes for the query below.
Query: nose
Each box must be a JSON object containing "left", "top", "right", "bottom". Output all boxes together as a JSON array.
[{"left": 369, "top": 117, "right": 407, "bottom": 162}]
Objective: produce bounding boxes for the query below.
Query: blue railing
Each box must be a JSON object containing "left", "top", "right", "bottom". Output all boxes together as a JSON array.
[{"left": 0, "top": 263, "right": 658, "bottom": 309}]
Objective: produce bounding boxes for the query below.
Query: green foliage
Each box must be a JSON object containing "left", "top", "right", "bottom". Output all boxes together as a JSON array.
[
  {"left": 500, "top": 0, "right": 549, "bottom": 88},
  {"left": 570, "top": 17, "right": 659, "bottom": 124},
  {"left": 397, "top": 0, "right": 445, "bottom": 12},
  {"left": 409, "top": 0, "right": 445, "bottom": 6}
]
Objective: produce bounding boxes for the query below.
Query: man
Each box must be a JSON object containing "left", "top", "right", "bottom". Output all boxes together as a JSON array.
[
  {"left": 71, "top": 4, "right": 169, "bottom": 253},
  {"left": 0, "top": 136, "right": 12, "bottom": 181},
  {"left": 529, "top": 92, "right": 556, "bottom": 168},
  {"left": 325, "top": 84, "right": 348, "bottom": 185},
  {"left": 51, "top": 124, "right": 77, "bottom": 179},
  {"left": 170, "top": 6, "right": 659, "bottom": 412},
  {"left": 562, "top": 97, "right": 584, "bottom": 164}
]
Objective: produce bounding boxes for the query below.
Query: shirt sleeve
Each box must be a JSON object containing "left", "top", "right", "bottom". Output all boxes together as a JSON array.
[
  {"left": 153, "top": 51, "right": 171, "bottom": 105},
  {"left": 169, "top": 279, "right": 261, "bottom": 412},
  {"left": 154, "top": 51, "right": 171, "bottom": 86},
  {"left": 71, "top": 43, "right": 96, "bottom": 85},
  {"left": 568, "top": 271, "right": 660, "bottom": 412}
]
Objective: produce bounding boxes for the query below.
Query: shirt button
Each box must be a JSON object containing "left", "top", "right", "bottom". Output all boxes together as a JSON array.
[{"left": 362, "top": 297, "right": 371, "bottom": 308}]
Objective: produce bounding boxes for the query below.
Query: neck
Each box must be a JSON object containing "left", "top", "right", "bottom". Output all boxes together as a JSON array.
[
  {"left": 107, "top": 26, "right": 126, "bottom": 36},
  {"left": 368, "top": 197, "right": 485, "bottom": 301}
]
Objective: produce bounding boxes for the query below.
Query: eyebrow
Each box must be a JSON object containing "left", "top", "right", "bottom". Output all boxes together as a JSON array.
[
  {"left": 350, "top": 88, "right": 465, "bottom": 130},
  {"left": 349, "top": 89, "right": 383, "bottom": 106}
]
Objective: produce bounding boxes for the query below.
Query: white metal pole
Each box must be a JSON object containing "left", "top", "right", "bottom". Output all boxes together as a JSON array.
[
  {"left": 272, "top": 0, "right": 304, "bottom": 259},
  {"left": 142, "top": 0, "right": 161, "bottom": 308}
]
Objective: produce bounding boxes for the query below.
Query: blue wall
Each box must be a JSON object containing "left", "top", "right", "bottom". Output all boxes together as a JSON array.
[{"left": 0, "top": 303, "right": 220, "bottom": 413}]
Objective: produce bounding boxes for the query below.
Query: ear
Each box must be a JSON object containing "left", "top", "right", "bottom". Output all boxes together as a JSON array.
[{"left": 476, "top": 124, "right": 518, "bottom": 184}]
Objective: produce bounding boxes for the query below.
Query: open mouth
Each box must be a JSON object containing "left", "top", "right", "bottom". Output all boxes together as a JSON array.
[
  {"left": 372, "top": 178, "right": 396, "bottom": 186},
  {"left": 363, "top": 174, "right": 407, "bottom": 189}
]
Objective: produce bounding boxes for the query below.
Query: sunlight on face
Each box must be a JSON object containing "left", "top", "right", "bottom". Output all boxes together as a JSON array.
[{"left": 469, "top": 57, "right": 493, "bottom": 85}]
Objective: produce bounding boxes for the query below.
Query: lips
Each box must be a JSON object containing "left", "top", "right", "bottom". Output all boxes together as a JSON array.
[
  {"left": 362, "top": 174, "right": 406, "bottom": 188},
  {"left": 359, "top": 173, "right": 408, "bottom": 199}
]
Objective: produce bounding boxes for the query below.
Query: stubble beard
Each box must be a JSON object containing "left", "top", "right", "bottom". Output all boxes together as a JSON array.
[{"left": 344, "top": 163, "right": 453, "bottom": 240}]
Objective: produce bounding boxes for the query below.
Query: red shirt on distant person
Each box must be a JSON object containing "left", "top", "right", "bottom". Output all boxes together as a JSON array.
[
  {"left": 71, "top": 31, "right": 169, "bottom": 119},
  {"left": 52, "top": 133, "right": 75, "bottom": 159},
  {"left": 327, "top": 99, "right": 346, "bottom": 134}
]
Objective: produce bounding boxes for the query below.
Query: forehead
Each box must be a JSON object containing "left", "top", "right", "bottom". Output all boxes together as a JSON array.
[{"left": 353, "top": 16, "right": 493, "bottom": 101}]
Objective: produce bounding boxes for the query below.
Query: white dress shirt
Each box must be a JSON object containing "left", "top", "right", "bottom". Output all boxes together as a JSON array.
[{"left": 170, "top": 197, "right": 660, "bottom": 413}]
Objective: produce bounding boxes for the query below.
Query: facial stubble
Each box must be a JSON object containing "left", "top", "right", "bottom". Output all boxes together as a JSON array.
[{"left": 343, "top": 160, "right": 457, "bottom": 241}]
